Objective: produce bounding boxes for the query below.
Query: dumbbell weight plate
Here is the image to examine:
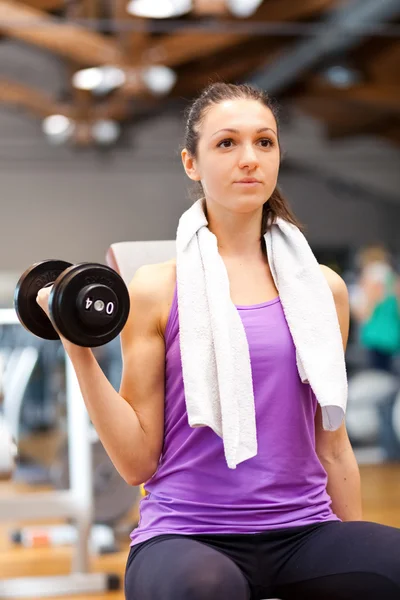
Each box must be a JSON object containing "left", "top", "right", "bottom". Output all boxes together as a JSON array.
[
  {"left": 14, "top": 260, "right": 73, "bottom": 340},
  {"left": 49, "top": 263, "right": 130, "bottom": 347}
]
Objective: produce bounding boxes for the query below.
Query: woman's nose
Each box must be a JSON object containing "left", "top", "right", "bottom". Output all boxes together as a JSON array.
[{"left": 238, "top": 144, "right": 258, "bottom": 169}]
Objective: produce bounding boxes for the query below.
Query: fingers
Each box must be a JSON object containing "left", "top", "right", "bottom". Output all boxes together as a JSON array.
[{"left": 36, "top": 286, "right": 52, "bottom": 316}]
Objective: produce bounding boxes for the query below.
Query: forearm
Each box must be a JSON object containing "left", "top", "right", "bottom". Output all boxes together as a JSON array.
[
  {"left": 63, "top": 342, "right": 156, "bottom": 485},
  {"left": 321, "top": 446, "right": 363, "bottom": 521}
]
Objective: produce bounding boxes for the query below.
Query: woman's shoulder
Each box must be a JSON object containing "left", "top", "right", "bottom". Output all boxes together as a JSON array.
[
  {"left": 319, "top": 264, "right": 348, "bottom": 300},
  {"left": 128, "top": 260, "right": 176, "bottom": 334},
  {"left": 128, "top": 259, "right": 176, "bottom": 300}
]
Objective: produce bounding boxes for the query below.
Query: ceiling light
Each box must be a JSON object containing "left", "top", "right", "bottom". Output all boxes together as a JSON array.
[
  {"left": 127, "top": 0, "right": 191, "bottom": 18},
  {"left": 42, "top": 115, "right": 75, "bottom": 145},
  {"left": 92, "top": 120, "right": 121, "bottom": 145},
  {"left": 228, "top": 0, "right": 263, "bottom": 18},
  {"left": 142, "top": 66, "right": 177, "bottom": 95},
  {"left": 72, "top": 67, "right": 126, "bottom": 95},
  {"left": 322, "top": 65, "right": 361, "bottom": 88}
]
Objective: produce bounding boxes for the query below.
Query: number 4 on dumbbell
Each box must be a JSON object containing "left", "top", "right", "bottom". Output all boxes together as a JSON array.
[
  {"left": 14, "top": 260, "right": 130, "bottom": 347},
  {"left": 84, "top": 297, "right": 115, "bottom": 315}
]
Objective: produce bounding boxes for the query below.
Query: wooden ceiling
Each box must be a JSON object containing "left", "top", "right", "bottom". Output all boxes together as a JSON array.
[{"left": 0, "top": 0, "right": 399, "bottom": 147}]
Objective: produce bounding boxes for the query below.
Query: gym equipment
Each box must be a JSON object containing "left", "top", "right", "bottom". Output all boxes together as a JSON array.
[
  {"left": 52, "top": 436, "right": 141, "bottom": 525},
  {"left": 0, "top": 309, "right": 121, "bottom": 596},
  {"left": 10, "top": 523, "right": 117, "bottom": 555},
  {"left": 106, "top": 239, "right": 176, "bottom": 283},
  {"left": 0, "top": 415, "right": 17, "bottom": 479},
  {"left": 14, "top": 261, "right": 71, "bottom": 342},
  {"left": 14, "top": 260, "right": 130, "bottom": 347},
  {"left": 392, "top": 389, "right": 400, "bottom": 445},
  {"left": 2, "top": 346, "right": 41, "bottom": 444},
  {"left": 346, "top": 369, "right": 399, "bottom": 444},
  {"left": 0, "top": 349, "right": 18, "bottom": 479},
  {"left": 1, "top": 342, "right": 138, "bottom": 524},
  {"left": 2, "top": 342, "right": 138, "bottom": 527}
]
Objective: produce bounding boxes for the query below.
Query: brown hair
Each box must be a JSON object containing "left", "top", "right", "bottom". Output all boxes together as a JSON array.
[
  {"left": 359, "top": 244, "right": 390, "bottom": 269},
  {"left": 183, "top": 81, "right": 304, "bottom": 238}
]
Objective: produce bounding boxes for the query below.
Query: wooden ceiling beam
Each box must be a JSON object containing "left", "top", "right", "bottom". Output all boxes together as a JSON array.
[
  {"left": 0, "top": 0, "right": 125, "bottom": 66},
  {"left": 0, "top": 78, "right": 74, "bottom": 118},
  {"left": 192, "top": 0, "right": 228, "bottom": 16},
  {"left": 0, "top": 79, "right": 75, "bottom": 119},
  {"left": 255, "top": 0, "right": 337, "bottom": 22},
  {"left": 306, "top": 78, "right": 400, "bottom": 114},
  {"left": 367, "top": 41, "right": 400, "bottom": 86},
  {"left": 0, "top": 79, "right": 131, "bottom": 121},
  {"left": 140, "top": 32, "right": 244, "bottom": 67},
  {"left": 16, "top": 0, "right": 63, "bottom": 9}
]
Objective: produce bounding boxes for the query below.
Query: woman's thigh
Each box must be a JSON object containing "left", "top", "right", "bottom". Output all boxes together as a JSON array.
[
  {"left": 125, "top": 535, "right": 252, "bottom": 600},
  {"left": 272, "top": 521, "right": 400, "bottom": 600}
]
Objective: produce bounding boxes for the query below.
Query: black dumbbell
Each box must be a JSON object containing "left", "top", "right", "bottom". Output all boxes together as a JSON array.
[{"left": 14, "top": 260, "right": 130, "bottom": 347}]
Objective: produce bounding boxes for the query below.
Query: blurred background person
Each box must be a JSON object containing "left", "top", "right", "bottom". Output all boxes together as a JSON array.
[{"left": 351, "top": 244, "right": 400, "bottom": 374}]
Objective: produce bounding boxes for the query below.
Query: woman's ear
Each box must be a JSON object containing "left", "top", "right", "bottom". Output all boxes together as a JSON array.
[{"left": 181, "top": 148, "right": 201, "bottom": 181}]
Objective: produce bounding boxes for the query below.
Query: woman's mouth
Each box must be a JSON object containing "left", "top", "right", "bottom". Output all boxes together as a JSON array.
[{"left": 234, "top": 179, "right": 262, "bottom": 187}]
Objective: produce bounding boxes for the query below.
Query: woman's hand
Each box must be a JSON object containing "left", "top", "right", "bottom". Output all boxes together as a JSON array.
[
  {"left": 36, "top": 285, "right": 53, "bottom": 320},
  {"left": 36, "top": 286, "right": 67, "bottom": 345},
  {"left": 36, "top": 286, "right": 88, "bottom": 353}
]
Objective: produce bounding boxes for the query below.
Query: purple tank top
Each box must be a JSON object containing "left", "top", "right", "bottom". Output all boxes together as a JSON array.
[{"left": 130, "top": 285, "right": 339, "bottom": 546}]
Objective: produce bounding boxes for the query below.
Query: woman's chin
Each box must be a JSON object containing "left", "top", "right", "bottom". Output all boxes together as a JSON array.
[
  {"left": 206, "top": 193, "right": 265, "bottom": 214},
  {"left": 230, "top": 194, "right": 266, "bottom": 213}
]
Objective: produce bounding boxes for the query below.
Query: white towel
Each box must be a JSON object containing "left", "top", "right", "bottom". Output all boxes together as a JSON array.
[{"left": 176, "top": 198, "right": 347, "bottom": 469}]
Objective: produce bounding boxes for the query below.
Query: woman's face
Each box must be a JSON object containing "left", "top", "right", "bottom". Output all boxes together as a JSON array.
[{"left": 183, "top": 98, "right": 280, "bottom": 215}]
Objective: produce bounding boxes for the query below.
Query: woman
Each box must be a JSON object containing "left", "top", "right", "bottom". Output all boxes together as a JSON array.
[{"left": 37, "top": 83, "right": 400, "bottom": 600}]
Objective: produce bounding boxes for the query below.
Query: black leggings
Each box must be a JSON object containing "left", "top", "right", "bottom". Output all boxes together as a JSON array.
[{"left": 125, "top": 521, "right": 400, "bottom": 600}]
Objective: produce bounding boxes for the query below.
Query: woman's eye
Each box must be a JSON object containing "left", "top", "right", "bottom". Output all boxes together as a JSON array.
[
  {"left": 259, "top": 138, "right": 273, "bottom": 147},
  {"left": 217, "top": 139, "right": 234, "bottom": 148}
]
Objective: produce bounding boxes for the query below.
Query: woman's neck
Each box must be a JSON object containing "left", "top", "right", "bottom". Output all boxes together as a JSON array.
[{"left": 205, "top": 200, "right": 265, "bottom": 261}]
